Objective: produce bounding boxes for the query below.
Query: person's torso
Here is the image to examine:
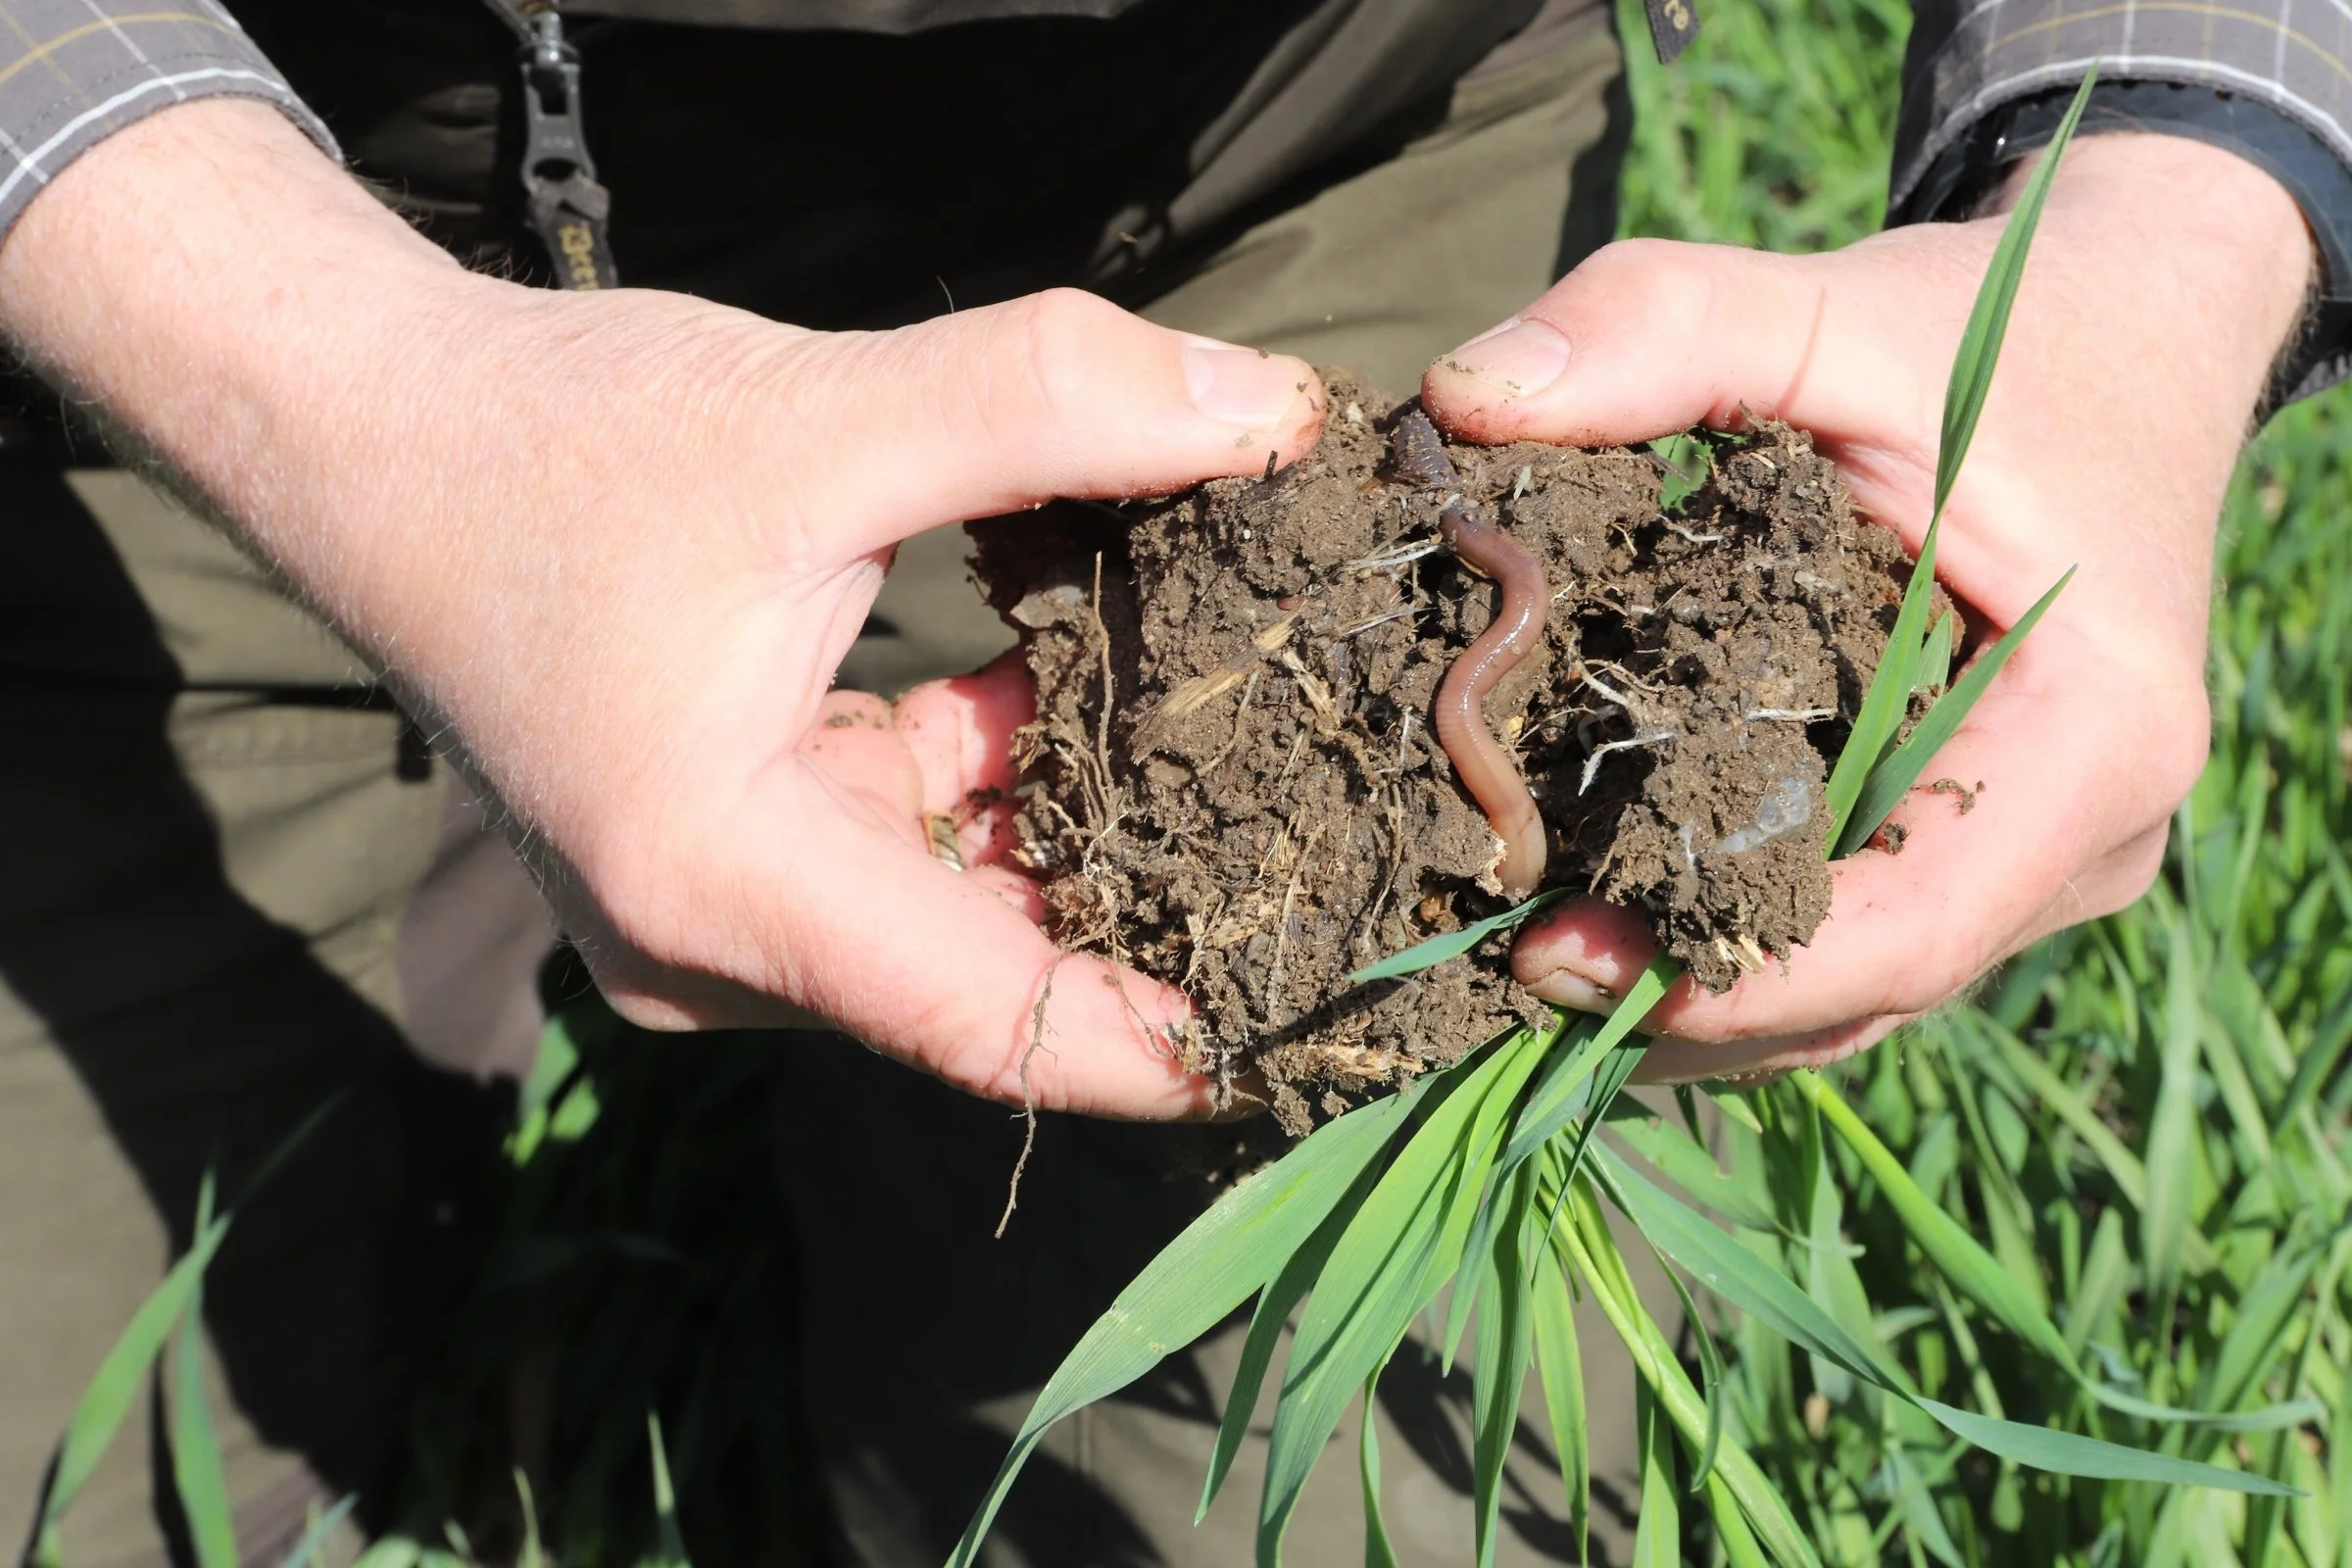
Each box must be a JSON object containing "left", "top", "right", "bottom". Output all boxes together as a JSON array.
[{"left": 232, "top": 0, "right": 1575, "bottom": 325}]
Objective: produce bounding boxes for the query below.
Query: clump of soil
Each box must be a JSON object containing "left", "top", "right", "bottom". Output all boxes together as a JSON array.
[{"left": 969, "top": 376, "right": 1920, "bottom": 1130}]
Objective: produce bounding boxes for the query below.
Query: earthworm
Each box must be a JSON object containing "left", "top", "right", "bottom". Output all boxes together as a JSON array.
[{"left": 1391, "top": 410, "right": 1549, "bottom": 899}]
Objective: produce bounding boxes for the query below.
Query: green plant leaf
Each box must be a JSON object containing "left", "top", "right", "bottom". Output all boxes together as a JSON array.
[
  {"left": 171, "top": 1172, "right": 238, "bottom": 1568},
  {"left": 1257, "top": 1029, "right": 1549, "bottom": 1565},
  {"left": 2142, "top": 908, "right": 2204, "bottom": 1328},
  {"left": 1606, "top": 1104, "right": 1784, "bottom": 1235},
  {"left": 513, "top": 1471, "right": 544, "bottom": 1568},
  {"left": 1914, "top": 612, "right": 1955, "bottom": 696},
  {"left": 1554, "top": 1178, "right": 1824, "bottom": 1568},
  {"left": 278, "top": 1496, "right": 359, "bottom": 1568},
  {"left": 1824, "top": 519, "right": 1940, "bottom": 843},
  {"left": 1704, "top": 1471, "right": 1774, "bottom": 1568},
  {"left": 1470, "top": 1166, "right": 1540, "bottom": 1568},
  {"left": 1791, "top": 1070, "right": 2077, "bottom": 1369},
  {"left": 1836, "top": 568, "right": 2073, "bottom": 857},
  {"left": 951, "top": 1077, "right": 1429, "bottom": 1567},
  {"left": 1347, "top": 891, "right": 1567, "bottom": 983},
  {"left": 1446, "top": 1013, "right": 1585, "bottom": 1362},
  {"left": 1664, "top": 1253, "right": 1728, "bottom": 1492},
  {"left": 1594, "top": 1145, "right": 2298, "bottom": 1495},
  {"left": 649, "top": 1412, "right": 691, "bottom": 1568},
  {"left": 29, "top": 1212, "right": 233, "bottom": 1568},
  {"left": 1359, "top": 1375, "right": 1397, "bottom": 1568},
  {"left": 1631, "top": 1383, "right": 1682, "bottom": 1568},
  {"left": 1935, "top": 69, "right": 2097, "bottom": 515},
  {"left": 1887, "top": 1444, "right": 1966, "bottom": 1568},
  {"left": 1199, "top": 1130, "right": 1395, "bottom": 1521},
  {"left": 1529, "top": 1251, "right": 1589, "bottom": 1564}
]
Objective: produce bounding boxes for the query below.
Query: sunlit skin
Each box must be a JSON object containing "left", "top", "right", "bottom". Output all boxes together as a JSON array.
[
  {"left": 0, "top": 103, "right": 2311, "bottom": 1111},
  {"left": 1427, "top": 134, "right": 2312, "bottom": 1083}
]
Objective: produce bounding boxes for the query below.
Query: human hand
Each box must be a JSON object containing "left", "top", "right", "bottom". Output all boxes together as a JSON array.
[
  {"left": 1422, "top": 131, "right": 2313, "bottom": 1082},
  {"left": 0, "top": 99, "right": 1324, "bottom": 1117}
]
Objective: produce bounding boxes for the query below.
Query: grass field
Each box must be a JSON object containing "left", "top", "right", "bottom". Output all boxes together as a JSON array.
[
  {"left": 30, "top": 1, "right": 2350, "bottom": 1563},
  {"left": 1616, "top": 0, "right": 2352, "bottom": 1563}
]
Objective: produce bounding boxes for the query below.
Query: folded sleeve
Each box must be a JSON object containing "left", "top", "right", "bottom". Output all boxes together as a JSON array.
[
  {"left": 1891, "top": 0, "right": 2352, "bottom": 215},
  {"left": 0, "top": 0, "right": 335, "bottom": 244}
]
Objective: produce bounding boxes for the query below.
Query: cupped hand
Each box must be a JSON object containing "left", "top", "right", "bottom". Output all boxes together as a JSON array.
[
  {"left": 441, "top": 288, "right": 1322, "bottom": 1118},
  {"left": 0, "top": 99, "right": 1325, "bottom": 1119},
  {"left": 401, "top": 287, "right": 1324, "bottom": 1117},
  {"left": 1421, "top": 132, "right": 2313, "bottom": 1082}
]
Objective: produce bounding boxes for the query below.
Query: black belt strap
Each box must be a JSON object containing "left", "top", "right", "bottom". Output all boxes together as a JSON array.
[{"left": 479, "top": 0, "right": 618, "bottom": 289}]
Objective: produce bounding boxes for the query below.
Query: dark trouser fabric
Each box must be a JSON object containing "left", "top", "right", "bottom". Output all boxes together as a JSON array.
[
  {"left": 0, "top": 465, "right": 552, "bottom": 1568},
  {"left": 1, "top": 13, "right": 1648, "bottom": 1568}
]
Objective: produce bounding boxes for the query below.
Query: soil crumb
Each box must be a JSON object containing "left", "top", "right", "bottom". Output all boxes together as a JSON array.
[{"left": 969, "top": 377, "right": 1921, "bottom": 1129}]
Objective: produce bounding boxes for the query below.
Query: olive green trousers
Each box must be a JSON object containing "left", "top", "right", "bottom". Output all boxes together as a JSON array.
[{"left": 2, "top": 16, "right": 1651, "bottom": 1568}]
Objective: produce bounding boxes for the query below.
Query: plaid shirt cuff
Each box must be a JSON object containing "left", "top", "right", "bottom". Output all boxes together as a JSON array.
[
  {"left": 0, "top": 0, "right": 335, "bottom": 244},
  {"left": 1891, "top": 0, "right": 2352, "bottom": 217}
]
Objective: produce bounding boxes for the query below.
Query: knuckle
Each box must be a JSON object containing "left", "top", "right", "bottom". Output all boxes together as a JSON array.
[{"left": 1002, "top": 287, "right": 1117, "bottom": 391}]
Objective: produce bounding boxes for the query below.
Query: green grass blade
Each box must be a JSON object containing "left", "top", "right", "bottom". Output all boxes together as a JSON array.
[
  {"left": 1257, "top": 1030, "right": 1549, "bottom": 1565},
  {"left": 1501, "top": 955, "right": 1677, "bottom": 1172},
  {"left": 1632, "top": 1384, "right": 1682, "bottom": 1568},
  {"left": 1887, "top": 1445, "right": 1966, "bottom": 1568},
  {"left": 1596, "top": 1144, "right": 2297, "bottom": 1494},
  {"left": 1555, "top": 1183, "right": 1824, "bottom": 1568},
  {"left": 1200, "top": 1141, "right": 1392, "bottom": 1521},
  {"left": 1470, "top": 1167, "right": 1540, "bottom": 1568},
  {"left": 29, "top": 1212, "right": 234, "bottom": 1568},
  {"left": 172, "top": 1188, "right": 239, "bottom": 1568},
  {"left": 1934, "top": 70, "right": 2096, "bottom": 514},
  {"left": 952, "top": 1076, "right": 1428, "bottom": 1567},
  {"left": 1705, "top": 1470, "right": 1774, "bottom": 1568},
  {"left": 1824, "top": 520, "right": 1939, "bottom": 843},
  {"left": 1595, "top": 1145, "right": 1890, "bottom": 1390},
  {"left": 1530, "top": 1252, "right": 1590, "bottom": 1563},
  {"left": 278, "top": 1495, "right": 359, "bottom": 1568},
  {"left": 1447, "top": 1013, "right": 1580, "bottom": 1364},
  {"left": 1348, "top": 891, "right": 1567, "bottom": 982},
  {"left": 1836, "top": 568, "right": 2074, "bottom": 857},
  {"left": 2142, "top": 912, "right": 2204, "bottom": 1322},
  {"left": 649, "top": 1412, "right": 691, "bottom": 1568},
  {"left": 1914, "top": 611, "right": 1955, "bottom": 697},
  {"left": 1359, "top": 1376, "right": 1397, "bottom": 1568},
  {"left": 30, "top": 1100, "right": 341, "bottom": 1568},
  {"left": 2066, "top": 1207, "right": 2131, "bottom": 1359},
  {"left": 1606, "top": 1104, "right": 1785, "bottom": 1234},
  {"left": 1915, "top": 1396, "right": 2295, "bottom": 1495},
  {"left": 1662, "top": 1255, "right": 1727, "bottom": 1493},
  {"left": 1790, "top": 1070, "right": 2079, "bottom": 1371},
  {"left": 513, "top": 1471, "right": 544, "bottom": 1568}
]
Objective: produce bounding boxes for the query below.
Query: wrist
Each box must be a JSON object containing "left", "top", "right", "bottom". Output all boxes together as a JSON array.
[{"left": 1985, "top": 131, "right": 2314, "bottom": 408}]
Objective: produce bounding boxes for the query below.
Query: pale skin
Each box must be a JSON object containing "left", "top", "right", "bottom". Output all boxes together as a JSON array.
[{"left": 0, "top": 98, "right": 2314, "bottom": 1111}]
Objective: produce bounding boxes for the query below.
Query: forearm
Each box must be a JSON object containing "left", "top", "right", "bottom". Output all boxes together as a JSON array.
[
  {"left": 0, "top": 97, "right": 786, "bottom": 790},
  {"left": 0, "top": 99, "right": 488, "bottom": 644}
]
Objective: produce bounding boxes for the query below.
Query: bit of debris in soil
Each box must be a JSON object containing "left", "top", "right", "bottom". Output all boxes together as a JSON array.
[{"left": 969, "top": 376, "right": 1934, "bottom": 1131}]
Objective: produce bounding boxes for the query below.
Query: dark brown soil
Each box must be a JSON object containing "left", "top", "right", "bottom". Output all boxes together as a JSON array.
[{"left": 968, "top": 377, "right": 1922, "bottom": 1130}]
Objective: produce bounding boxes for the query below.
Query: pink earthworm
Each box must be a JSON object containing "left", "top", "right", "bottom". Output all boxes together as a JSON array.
[{"left": 1391, "top": 410, "right": 1549, "bottom": 899}]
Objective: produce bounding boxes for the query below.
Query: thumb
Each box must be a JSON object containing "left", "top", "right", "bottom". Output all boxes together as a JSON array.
[
  {"left": 793, "top": 287, "right": 1327, "bottom": 555},
  {"left": 1419, "top": 235, "right": 1951, "bottom": 454}
]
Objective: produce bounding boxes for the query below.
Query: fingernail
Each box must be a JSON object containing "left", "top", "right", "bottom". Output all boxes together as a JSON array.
[
  {"left": 1185, "top": 344, "right": 1306, "bottom": 428},
  {"left": 1441, "top": 317, "right": 1570, "bottom": 398},
  {"left": 1524, "top": 965, "right": 1615, "bottom": 1014}
]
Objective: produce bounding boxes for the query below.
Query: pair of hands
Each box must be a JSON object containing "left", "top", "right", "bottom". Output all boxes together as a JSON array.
[{"left": 0, "top": 101, "right": 2310, "bottom": 1115}]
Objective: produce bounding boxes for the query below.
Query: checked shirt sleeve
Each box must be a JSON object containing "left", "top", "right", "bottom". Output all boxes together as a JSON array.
[
  {"left": 0, "top": 0, "right": 335, "bottom": 244},
  {"left": 1891, "top": 0, "right": 2352, "bottom": 212}
]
